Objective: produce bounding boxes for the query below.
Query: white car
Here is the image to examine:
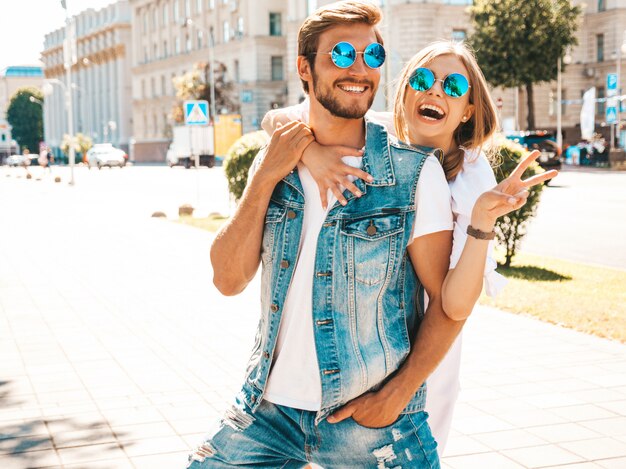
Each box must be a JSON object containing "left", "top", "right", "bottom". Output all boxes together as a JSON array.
[
  {"left": 5, "top": 154, "right": 28, "bottom": 166},
  {"left": 87, "top": 144, "right": 127, "bottom": 169}
]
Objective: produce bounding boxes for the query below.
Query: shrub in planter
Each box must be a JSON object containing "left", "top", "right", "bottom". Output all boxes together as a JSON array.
[
  {"left": 490, "top": 135, "right": 547, "bottom": 267},
  {"left": 223, "top": 131, "right": 269, "bottom": 201}
]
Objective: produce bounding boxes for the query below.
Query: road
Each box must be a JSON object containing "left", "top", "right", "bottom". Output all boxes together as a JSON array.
[{"left": 522, "top": 167, "right": 626, "bottom": 270}]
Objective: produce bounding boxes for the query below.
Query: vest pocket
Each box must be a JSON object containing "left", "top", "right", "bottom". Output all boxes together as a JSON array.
[
  {"left": 261, "top": 204, "right": 286, "bottom": 264},
  {"left": 341, "top": 212, "right": 404, "bottom": 286}
]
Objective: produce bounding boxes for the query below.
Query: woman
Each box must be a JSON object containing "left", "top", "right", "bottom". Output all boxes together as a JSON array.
[{"left": 262, "top": 40, "right": 556, "bottom": 453}]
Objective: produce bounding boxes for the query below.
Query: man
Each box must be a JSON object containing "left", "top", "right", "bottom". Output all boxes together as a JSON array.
[{"left": 190, "top": 2, "right": 463, "bottom": 467}]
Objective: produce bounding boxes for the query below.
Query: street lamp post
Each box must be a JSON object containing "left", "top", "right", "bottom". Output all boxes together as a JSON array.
[
  {"left": 183, "top": 18, "right": 217, "bottom": 124},
  {"left": 556, "top": 51, "right": 571, "bottom": 150},
  {"left": 61, "top": 0, "right": 76, "bottom": 185}
]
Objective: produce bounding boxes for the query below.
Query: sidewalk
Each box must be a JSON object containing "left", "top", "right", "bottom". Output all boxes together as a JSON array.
[{"left": 1, "top": 166, "right": 625, "bottom": 468}]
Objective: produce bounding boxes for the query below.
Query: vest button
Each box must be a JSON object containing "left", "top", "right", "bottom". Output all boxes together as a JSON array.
[
  {"left": 280, "top": 260, "right": 289, "bottom": 269},
  {"left": 287, "top": 210, "right": 297, "bottom": 219},
  {"left": 366, "top": 224, "right": 377, "bottom": 236},
  {"left": 270, "top": 304, "right": 279, "bottom": 313},
  {"left": 263, "top": 351, "right": 270, "bottom": 359}
]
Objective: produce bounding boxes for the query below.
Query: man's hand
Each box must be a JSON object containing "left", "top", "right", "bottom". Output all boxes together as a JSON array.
[
  {"left": 256, "top": 121, "right": 315, "bottom": 185},
  {"left": 326, "top": 386, "right": 411, "bottom": 428}
]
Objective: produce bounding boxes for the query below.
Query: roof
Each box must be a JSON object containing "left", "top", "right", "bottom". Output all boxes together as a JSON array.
[{"left": 0, "top": 66, "right": 44, "bottom": 78}]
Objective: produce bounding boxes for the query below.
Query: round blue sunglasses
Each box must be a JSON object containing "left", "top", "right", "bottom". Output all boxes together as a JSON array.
[
  {"left": 409, "top": 67, "right": 471, "bottom": 98},
  {"left": 317, "top": 42, "right": 386, "bottom": 69}
]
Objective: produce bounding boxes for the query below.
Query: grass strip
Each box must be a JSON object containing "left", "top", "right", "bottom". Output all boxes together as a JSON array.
[{"left": 480, "top": 252, "right": 626, "bottom": 343}]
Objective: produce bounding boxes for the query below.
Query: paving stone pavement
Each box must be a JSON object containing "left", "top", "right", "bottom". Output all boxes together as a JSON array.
[{"left": 1, "top": 165, "right": 625, "bottom": 469}]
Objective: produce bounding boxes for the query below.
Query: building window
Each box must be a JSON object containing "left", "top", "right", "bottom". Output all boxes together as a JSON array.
[
  {"left": 234, "top": 59, "right": 240, "bottom": 82},
  {"left": 175, "top": 36, "right": 180, "bottom": 54},
  {"left": 452, "top": 29, "right": 466, "bottom": 43},
  {"left": 197, "top": 31, "right": 203, "bottom": 48},
  {"left": 307, "top": 0, "right": 316, "bottom": 16},
  {"left": 197, "top": 0, "right": 202, "bottom": 12},
  {"left": 141, "top": 79, "right": 146, "bottom": 98},
  {"left": 597, "top": 86, "right": 605, "bottom": 115},
  {"left": 161, "top": 75, "right": 166, "bottom": 95},
  {"left": 208, "top": 0, "right": 214, "bottom": 8},
  {"left": 598, "top": 0, "right": 606, "bottom": 11},
  {"left": 163, "top": 40, "right": 168, "bottom": 57},
  {"left": 144, "top": 46, "right": 149, "bottom": 62},
  {"left": 597, "top": 34, "right": 604, "bottom": 62},
  {"left": 143, "top": 10, "right": 148, "bottom": 33},
  {"left": 269, "top": 13, "right": 282, "bottom": 36},
  {"left": 237, "top": 17, "right": 244, "bottom": 38},
  {"left": 185, "top": 0, "right": 190, "bottom": 17},
  {"left": 151, "top": 77, "right": 156, "bottom": 97},
  {"left": 173, "top": 0, "right": 180, "bottom": 22},
  {"left": 186, "top": 34, "right": 192, "bottom": 52},
  {"left": 223, "top": 21, "right": 230, "bottom": 43},
  {"left": 153, "top": 114, "right": 158, "bottom": 137},
  {"left": 271, "top": 56, "right": 284, "bottom": 81},
  {"left": 163, "top": 2, "right": 168, "bottom": 24},
  {"left": 154, "top": 43, "right": 158, "bottom": 59},
  {"left": 153, "top": 7, "right": 158, "bottom": 29}
]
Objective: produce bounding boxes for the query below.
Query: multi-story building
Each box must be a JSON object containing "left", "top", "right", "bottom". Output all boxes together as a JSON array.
[
  {"left": 41, "top": 1, "right": 133, "bottom": 158},
  {"left": 129, "top": 0, "right": 288, "bottom": 162},
  {"left": 525, "top": 0, "right": 626, "bottom": 146},
  {"left": 0, "top": 65, "right": 44, "bottom": 157}
]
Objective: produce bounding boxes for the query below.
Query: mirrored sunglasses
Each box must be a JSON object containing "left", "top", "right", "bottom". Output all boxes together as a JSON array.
[
  {"left": 319, "top": 42, "right": 386, "bottom": 69},
  {"left": 409, "top": 67, "right": 471, "bottom": 98}
]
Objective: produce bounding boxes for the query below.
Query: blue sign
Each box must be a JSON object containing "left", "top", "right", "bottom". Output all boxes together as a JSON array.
[
  {"left": 241, "top": 91, "right": 253, "bottom": 103},
  {"left": 607, "top": 73, "right": 618, "bottom": 91},
  {"left": 606, "top": 106, "right": 617, "bottom": 124},
  {"left": 184, "top": 100, "right": 209, "bottom": 126}
]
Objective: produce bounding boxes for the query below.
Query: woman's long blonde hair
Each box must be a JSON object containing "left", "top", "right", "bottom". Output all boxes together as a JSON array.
[{"left": 393, "top": 41, "right": 498, "bottom": 181}]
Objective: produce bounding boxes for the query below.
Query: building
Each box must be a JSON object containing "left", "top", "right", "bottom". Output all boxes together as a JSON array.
[
  {"left": 129, "top": 0, "right": 288, "bottom": 162},
  {"left": 524, "top": 0, "right": 626, "bottom": 146},
  {"left": 41, "top": 1, "right": 133, "bottom": 159},
  {"left": 0, "top": 65, "right": 44, "bottom": 157}
]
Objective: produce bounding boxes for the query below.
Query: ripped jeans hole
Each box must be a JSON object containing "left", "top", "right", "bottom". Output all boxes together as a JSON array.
[
  {"left": 188, "top": 442, "right": 216, "bottom": 466},
  {"left": 223, "top": 403, "right": 255, "bottom": 431},
  {"left": 373, "top": 443, "right": 401, "bottom": 469}
]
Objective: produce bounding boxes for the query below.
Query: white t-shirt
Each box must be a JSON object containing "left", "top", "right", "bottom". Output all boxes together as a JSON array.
[{"left": 254, "top": 152, "right": 452, "bottom": 411}]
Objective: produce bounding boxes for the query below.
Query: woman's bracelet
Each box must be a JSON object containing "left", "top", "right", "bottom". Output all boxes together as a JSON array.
[{"left": 467, "top": 225, "right": 496, "bottom": 240}]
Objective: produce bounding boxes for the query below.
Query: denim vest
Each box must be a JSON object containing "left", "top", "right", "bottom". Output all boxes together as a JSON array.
[{"left": 240, "top": 119, "right": 430, "bottom": 423}]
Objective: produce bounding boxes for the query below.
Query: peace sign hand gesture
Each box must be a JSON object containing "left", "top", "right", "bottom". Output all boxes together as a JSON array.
[{"left": 472, "top": 150, "right": 558, "bottom": 231}]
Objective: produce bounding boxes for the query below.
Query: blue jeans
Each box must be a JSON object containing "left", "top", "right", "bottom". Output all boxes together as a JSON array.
[{"left": 187, "top": 397, "right": 440, "bottom": 468}]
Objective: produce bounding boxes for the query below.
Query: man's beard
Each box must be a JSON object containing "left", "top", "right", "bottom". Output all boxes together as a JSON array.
[{"left": 312, "top": 69, "right": 375, "bottom": 119}]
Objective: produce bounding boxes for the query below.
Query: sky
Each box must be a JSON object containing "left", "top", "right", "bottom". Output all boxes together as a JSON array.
[{"left": 0, "top": 0, "right": 114, "bottom": 71}]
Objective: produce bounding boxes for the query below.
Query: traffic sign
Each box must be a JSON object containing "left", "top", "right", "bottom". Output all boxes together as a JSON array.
[
  {"left": 606, "top": 106, "right": 617, "bottom": 124},
  {"left": 184, "top": 100, "right": 209, "bottom": 126},
  {"left": 607, "top": 73, "right": 618, "bottom": 97}
]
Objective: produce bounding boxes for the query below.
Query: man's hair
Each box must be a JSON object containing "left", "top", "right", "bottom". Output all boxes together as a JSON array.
[{"left": 297, "top": 0, "right": 383, "bottom": 93}]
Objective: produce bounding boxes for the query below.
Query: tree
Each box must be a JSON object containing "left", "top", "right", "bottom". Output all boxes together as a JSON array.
[
  {"left": 6, "top": 87, "right": 43, "bottom": 153},
  {"left": 470, "top": 0, "right": 581, "bottom": 130},
  {"left": 224, "top": 131, "right": 268, "bottom": 201},
  {"left": 491, "top": 136, "right": 546, "bottom": 267},
  {"left": 61, "top": 133, "right": 93, "bottom": 163},
  {"left": 171, "top": 61, "right": 238, "bottom": 124}
]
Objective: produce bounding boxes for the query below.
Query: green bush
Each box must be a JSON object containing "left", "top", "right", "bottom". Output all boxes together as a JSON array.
[
  {"left": 490, "top": 135, "right": 546, "bottom": 268},
  {"left": 224, "top": 131, "right": 269, "bottom": 201}
]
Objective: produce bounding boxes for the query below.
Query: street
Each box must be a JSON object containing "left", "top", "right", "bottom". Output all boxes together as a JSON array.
[{"left": 522, "top": 167, "right": 626, "bottom": 270}]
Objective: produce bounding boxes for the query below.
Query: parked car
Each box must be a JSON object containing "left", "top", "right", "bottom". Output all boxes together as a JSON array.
[
  {"left": 86, "top": 144, "right": 128, "bottom": 169},
  {"left": 5, "top": 154, "right": 27, "bottom": 167},
  {"left": 505, "top": 131, "right": 562, "bottom": 182}
]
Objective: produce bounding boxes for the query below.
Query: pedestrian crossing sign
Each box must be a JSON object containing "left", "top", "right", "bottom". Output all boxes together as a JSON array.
[
  {"left": 184, "top": 100, "right": 209, "bottom": 126},
  {"left": 606, "top": 106, "right": 617, "bottom": 124}
]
